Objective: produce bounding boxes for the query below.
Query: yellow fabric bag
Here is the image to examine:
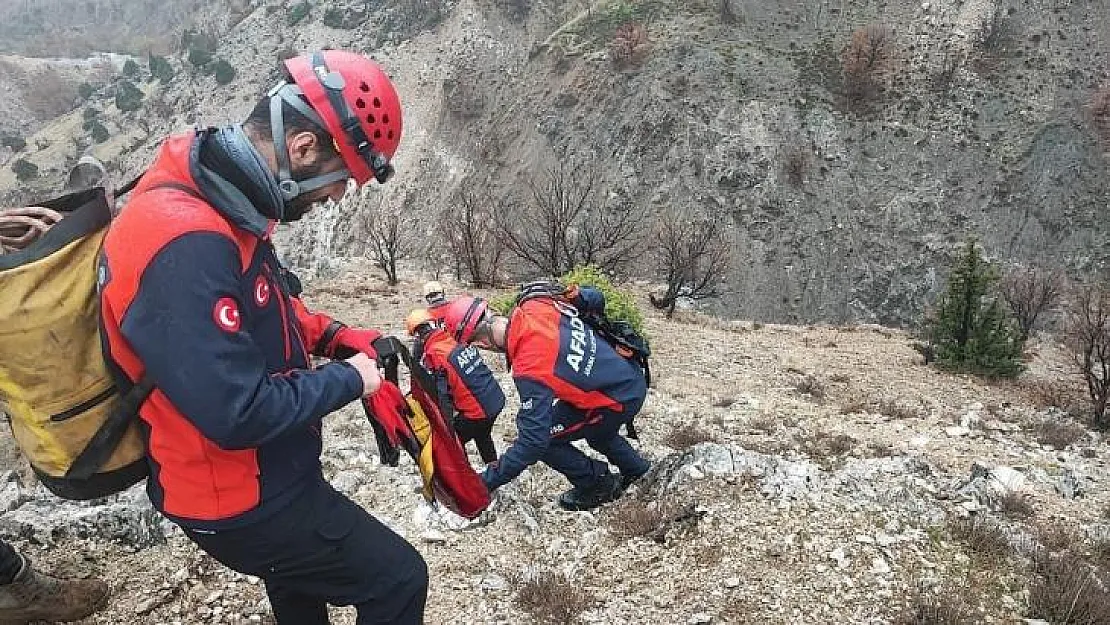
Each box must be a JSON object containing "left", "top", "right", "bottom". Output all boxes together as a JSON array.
[{"left": 0, "top": 188, "right": 149, "bottom": 500}]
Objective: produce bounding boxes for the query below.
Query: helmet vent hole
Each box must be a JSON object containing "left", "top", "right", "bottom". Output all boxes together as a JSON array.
[
  {"left": 359, "top": 82, "right": 370, "bottom": 92},
  {"left": 372, "top": 97, "right": 382, "bottom": 108},
  {"left": 382, "top": 114, "right": 390, "bottom": 124},
  {"left": 374, "top": 129, "right": 382, "bottom": 139},
  {"left": 355, "top": 98, "right": 365, "bottom": 109},
  {"left": 387, "top": 130, "right": 394, "bottom": 140},
  {"left": 366, "top": 114, "right": 376, "bottom": 124}
]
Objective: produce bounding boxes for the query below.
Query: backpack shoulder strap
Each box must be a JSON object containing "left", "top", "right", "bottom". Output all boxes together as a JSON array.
[{"left": 64, "top": 378, "right": 155, "bottom": 481}]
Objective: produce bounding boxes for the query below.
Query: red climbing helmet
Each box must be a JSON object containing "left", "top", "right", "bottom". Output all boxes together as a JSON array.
[
  {"left": 442, "top": 296, "right": 491, "bottom": 344},
  {"left": 268, "top": 50, "right": 403, "bottom": 202}
]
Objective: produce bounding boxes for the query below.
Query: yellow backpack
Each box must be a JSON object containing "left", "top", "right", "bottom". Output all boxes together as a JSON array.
[{"left": 0, "top": 185, "right": 150, "bottom": 500}]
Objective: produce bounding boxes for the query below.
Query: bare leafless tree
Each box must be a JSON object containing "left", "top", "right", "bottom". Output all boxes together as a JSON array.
[
  {"left": 441, "top": 189, "right": 505, "bottom": 287},
  {"left": 841, "top": 24, "right": 896, "bottom": 106},
  {"left": 1091, "top": 85, "right": 1110, "bottom": 147},
  {"left": 1066, "top": 282, "right": 1110, "bottom": 428},
  {"left": 1000, "top": 265, "right": 1065, "bottom": 341},
  {"left": 648, "top": 209, "right": 733, "bottom": 317},
  {"left": 360, "top": 196, "right": 417, "bottom": 286},
  {"left": 493, "top": 159, "right": 647, "bottom": 276},
  {"left": 609, "top": 22, "right": 652, "bottom": 70}
]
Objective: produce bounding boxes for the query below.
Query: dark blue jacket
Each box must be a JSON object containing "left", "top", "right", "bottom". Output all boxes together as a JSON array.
[{"left": 482, "top": 288, "right": 646, "bottom": 489}]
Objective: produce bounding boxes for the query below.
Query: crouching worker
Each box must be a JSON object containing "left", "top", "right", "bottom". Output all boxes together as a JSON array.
[
  {"left": 0, "top": 538, "right": 107, "bottom": 622},
  {"left": 442, "top": 288, "right": 650, "bottom": 511},
  {"left": 406, "top": 308, "right": 505, "bottom": 464},
  {"left": 97, "top": 50, "right": 427, "bottom": 624}
]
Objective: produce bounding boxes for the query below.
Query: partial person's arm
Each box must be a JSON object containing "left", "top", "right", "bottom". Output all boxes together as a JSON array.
[
  {"left": 481, "top": 377, "right": 555, "bottom": 490},
  {"left": 121, "top": 232, "right": 364, "bottom": 450}
]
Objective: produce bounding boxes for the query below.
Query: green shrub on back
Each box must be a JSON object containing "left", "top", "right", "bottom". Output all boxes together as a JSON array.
[{"left": 489, "top": 265, "right": 646, "bottom": 336}]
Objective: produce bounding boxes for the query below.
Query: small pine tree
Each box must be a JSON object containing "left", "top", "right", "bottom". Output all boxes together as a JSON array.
[
  {"left": 12, "top": 158, "right": 39, "bottom": 181},
  {"left": 1, "top": 134, "right": 26, "bottom": 152},
  {"left": 288, "top": 2, "right": 311, "bottom": 26},
  {"left": 927, "top": 240, "right": 1025, "bottom": 377},
  {"left": 149, "top": 54, "right": 175, "bottom": 83},
  {"left": 87, "top": 120, "right": 110, "bottom": 144},
  {"left": 123, "top": 59, "right": 139, "bottom": 76},
  {"left": 212, "top": 59, "right": 237, "bottom": 85},
  {"left": 78, "top": 82, "right": 95, "bottom": 99},
  {"left": 188, "top": 47, "right": 213, "bottom": 68},
  {"left": 115, "top": 80, "right": 144, "bottom": 112}
]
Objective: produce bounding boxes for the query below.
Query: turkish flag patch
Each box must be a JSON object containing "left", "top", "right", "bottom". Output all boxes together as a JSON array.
[
  {"left": 213, "top": 297, "right": 242, "bottom": 333},
  {"left": 254, "top": 276, "right": 271, "bottom": 307}
]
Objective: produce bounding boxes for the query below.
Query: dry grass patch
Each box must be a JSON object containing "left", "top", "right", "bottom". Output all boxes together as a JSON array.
[
  {"left": 839, "top": 393, "right": 924, "bottom": 419},
  {"left": 1023, "top": 378, "right": 1088, "bottom": 416},
  {"left": 1086, "top": 536, "right": 1110, "bottom": 570},
  {"left": 800, "top": 430, "right": 856, "bottom": 466},
  {"left": 894, "top": 581, "right": 976, "bottom": 625},
  {"left": 604, "top": 498, "right": 704, "bottom": 544},
  {"left": 794, "top": 374, "right": 826, "bottom": 400},
  {"left": 949, "top": 516, "right": 1011, "bottom": 564},
  {"left": 868, "top": 441, "right": 895, "bottom": 457},
  {"left": 1037, "top": 418, "right": 1087, "bottom": 450},
  {"left": 663, "top": 424, "right": 715, "bottom": 449},
  {"left": 511, "top": 569, "right": 598, "bottom": 624},
  {"left": 1036, "top": 521, "right": 1080, "bottom": 553},
  {"left": 749, "top": 413, "right": 777, "bottom": 433},
  {"left": 1028, "top": 552, "right": 1110, "bottom": 625},
  {"left": 998, "top": 492, "right": 1034, "bottom": 520}
]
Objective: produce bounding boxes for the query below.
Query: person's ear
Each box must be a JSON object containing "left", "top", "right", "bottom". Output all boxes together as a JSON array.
[{"left": 287, "top": 130, "right": 323, "bottom": 169}]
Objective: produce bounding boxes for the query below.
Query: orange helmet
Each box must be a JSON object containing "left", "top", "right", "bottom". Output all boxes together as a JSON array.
[
  {"left": 405, "top": 308, "right": 436, "bottom": 336},
  {"left": 267, "top": 50, "right": 403, "bottom": 207}
]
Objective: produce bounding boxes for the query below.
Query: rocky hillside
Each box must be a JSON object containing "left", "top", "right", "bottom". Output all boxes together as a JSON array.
[
  {"left": 0, "top": 0, "right": 251, "bottom": 57},
  {"left": 2, "top": 268, "right": 1108, "bottom": 624},
  {"left": 0, "top": 0, "right": 1107, "bottom": 328}
]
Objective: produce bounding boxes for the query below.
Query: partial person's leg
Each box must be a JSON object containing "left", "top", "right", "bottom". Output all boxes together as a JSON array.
[
  {"left": 584, "top": 410, "right": 649, "bottom": 479},
  {"left": 473, "top": 430, "right": 499, "bottom": 464},
  {"left": 0, "top": 539, "right": 109, "bottom": 623},
  {"left": 0, "top": 540, "right": 21, "bottom": 585},
  {"left": 264, "top": 580, "right": 329, "bottom": 624},
  {"left": 185, "top": 480, "right": 427, "bottom": 625}
]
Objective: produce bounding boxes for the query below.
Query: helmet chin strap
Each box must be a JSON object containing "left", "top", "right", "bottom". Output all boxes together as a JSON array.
[{"left": 267, "top": 83, "right": 351, "bottom": 220}]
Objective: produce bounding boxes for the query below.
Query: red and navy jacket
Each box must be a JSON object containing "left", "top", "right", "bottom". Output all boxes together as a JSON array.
[
  {"left": 98, "top": 130, "right": 364, "bottom": 529},
  {"left": 482, "top": 288, "right": 647, "bottom": 489},
  {"left": 417, "top": 329, "right": 505, "bottom": 424}
]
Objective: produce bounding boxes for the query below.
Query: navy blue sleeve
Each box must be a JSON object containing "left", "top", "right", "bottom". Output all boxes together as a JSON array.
[
  {"left": 573, "top": 286, "right": 606, "bottom": 314},
  {"left": 482, "top": 376, "right": 554, "bottom": 489},
  {"left": 121, "top": 232, "right": 364, "bottom": 450},
  {"left": 448, "top": 345, "right": 506, "bottom": 419}
]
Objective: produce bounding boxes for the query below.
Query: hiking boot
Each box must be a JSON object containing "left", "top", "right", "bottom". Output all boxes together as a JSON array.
[
  {"left": 0, "top": 556, "right": 109, "bottom": 624},
  {"left": 558, "top": 474, "right": 622, "bottom": 511},
  {"left": 620, "top": 462, "right": 652, "bottom": 490}
]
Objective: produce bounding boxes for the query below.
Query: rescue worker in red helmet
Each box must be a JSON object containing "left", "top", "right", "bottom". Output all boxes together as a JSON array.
[
  {"left": 442, "top": 290, "right": 650, "bottom": 511},
  {"left": 405, "top": 308, "right": 505, "bottom": 463},
  {"left": 98, "top": 50, "right": 426, "bottom": 624}
]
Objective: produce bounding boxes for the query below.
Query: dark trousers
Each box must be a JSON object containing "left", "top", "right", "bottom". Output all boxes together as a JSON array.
[
  {"left": 183, "top": 480, "right": 427, "bottom": 625},
  {"left": 544, "top": 398, "right": 649, "bottom": 489},
  {"left": 453, "top": 417, "right": 498, "bottom": 464},
  {"left": 0, "top": 539, "right": 21, "bottom": 585}
]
